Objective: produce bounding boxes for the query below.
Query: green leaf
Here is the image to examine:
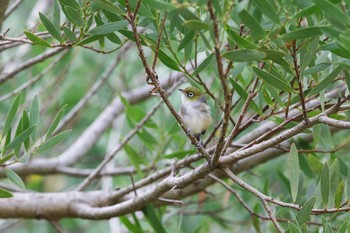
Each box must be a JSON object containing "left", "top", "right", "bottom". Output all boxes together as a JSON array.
[
  {"left": 24, "top": 31, "right": 51, "bottom": 47},
  {"left": 303, "top": 62, "right": 331, "bottom": 76},
  {"left": 58, "top": 0, "right": 81, "bottom": 10},
  {"left": 63, "top": 26, "right": 77, "bottom": 42},
  {"left": 334, "top": 180, "right": 344, "bottom": 208},
  {"left": 0, "top": 188, "right": 13, "bottom": 198},
  {"left": 178, "top": 30, "right": 195, "bottom": 51},
  {"left": 21, "top": 111, "right": 30, "bottom": 151},
  {"left": 106, "top": 33, "right": 122, "bottom": 44},
  {"left": 307, "top": 66, "right": 342, "bottom": 97},
  {"left": 157, "top": 49, "right": 180, "bottom": 71},
  {"left": 295, "top": 196, "right": 316, "bottom": 226},
  {"left": 124, "top": 144, "right": 144, "bottom": 176},
  {"left": 4, "top": 125, "right": 36, "bottom": 152},
  {"left": 76, "top": 35, "right": 101, "bottom": 45},
  {"left": 252, "top": 0, "right": 280, "bottom": 24},
  {"left": 253, "top": 67, "right": 295, "bottom": 93},
  {"left": 331, "top": 159, "right": 341, "bottom": 196},
  {"left": 39, "top": 12, "right": 63, "bottom": 43},
  {"left": 119, "top": 216, "right": 143, "bottom": 233},
  {"left": 142, "top": 0, "right": 176, "bottom": 11},
  {"left": 289, "top": 143, "right": 300, "bottom": 202},
  {"left": 230, "top": 78, "right": 263, "bottom": 115},
  {"left": 288, "top": 221, "right": 302, "bottom": 233},
  {"left": 337, "top": 220, "right": 348, "bottom": 233},
  {"left": 91, "top": 0, "right": 125, "bottom": 16},
  {"left": 225, "top": 26, "right": 257, "bottom": 49},
  {"left": 260, "top": 49, "right": 287, "bottom": 65},
  {"left": 165, "top": 149, "right": 196, "bottom": 159},
  {"left": 36, "top": 130, "right": 71, "bottom": 153},
  {"left": 312, "top": 0, "right": 350, "bottom": 26},
  {"left": 3, "top": 93, "right": 22, "bottom": 137},
  {"left": 300, "top": 37, "right": 319, "bottom": 71},
  {"left": 183, "top": 20, "right": 209, "bottom": 30},
  {"left": 5, "top": 168, "right": 25, "bottom": 189},
  {"left": 53, "top": 0, "right": 61, "bottom": 29},
  {"left": 45, "top": 105, "right": 67, "bottom": 139},
  {"left": 320, "top": 162, "right": 330, "bottom": 207},
  {"left": 64, "top": 6, "right": 84, "bottom": 27},
  {"left": 264, "top": 83, "right": 285, "bottom": 107},
  {"left": 0, "top": 153, "right": 15, "bottom": 164},
  {"left": 142, "top": 204, "right": 167, "bottom": 233},
  {"left": 30, "top": 96, "right": 39, "bottom": 142},
  {"left": 223, "top": 49, "right": 266, "bottom": 62},
  {"left": 281, "top": 27, "right": 323, "bottom": 41},
  {"left": 293, "top": 5, "right": 319, "bottom": 19},
  {"left": 238, "top": 9, "right": 265, "bottom": 40},
  {"left": 88, "top": 21, "right": 128, "bottom": 36},
  {"left": 192, "top": 53, "right": 214, "bottom": 76}
]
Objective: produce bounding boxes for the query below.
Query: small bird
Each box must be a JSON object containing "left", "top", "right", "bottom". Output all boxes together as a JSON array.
[{"left": 179, "top": 86, "right": 212, "bottom": 144}]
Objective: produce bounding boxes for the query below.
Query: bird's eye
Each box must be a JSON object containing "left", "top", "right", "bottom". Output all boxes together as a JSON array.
[{"left": 188, "top": 92, "right": 194, "bottom": 98}]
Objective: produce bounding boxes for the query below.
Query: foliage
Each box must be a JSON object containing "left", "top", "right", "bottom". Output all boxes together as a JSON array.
[{"left": 1, "top": 0, "right": 350, "bottom": 232}]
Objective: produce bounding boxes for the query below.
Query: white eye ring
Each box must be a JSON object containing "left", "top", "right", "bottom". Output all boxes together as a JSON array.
[{"left": 188, "top": 92, "right": 193, "bottom": 97}]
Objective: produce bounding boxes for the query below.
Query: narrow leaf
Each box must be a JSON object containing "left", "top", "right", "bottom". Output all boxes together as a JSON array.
[
  {"left": 58, "top": 0, "right": 81, "bottom": 9},
  {"left": 253, "top": 67, "right": 295, "bottom": 93},
  {"left": 192, "top": 53, "right": 214, "bottom": 76},
  {"left": 183, "top": 20, "right": 209, "bottom": 30},
  {"left": 289, "top": 143, "right": 300, "bottom": 202},
  {"left": 0, "top": 153, "right": 15, "bottom": 164},
  {"left": 252, "top": 0, "right": 280, "bottom": 24},
  {"left": 334, "top": 180, "right": 344, "bottom": 208},
  {"left": 230, "top": 78, "right": 263, "bottom": 115},
  {"left": 91, "top": 0, "right": 125, "bottom": 16},
  {"left": 281, "top": 27, "right": 323, "bottom": 41},
  {"left": 223, "top": 49, "right": 266, "bottom": 62},
  {"left": 142, "top": 204, "right": 167, "bottom": 233},
  {"left": 24, "top": 31, "right": 51, "bottom": 47},
  {"left": 63, "top": 26, "right": 77, "bottom": 42},
  {"left": 0, "top": 188, "right": 13, "bottom": 198},
  {"left": 5, "top": 168, "right": 25, "bottom": 189},
  {"left": 53, "top": 0, "right": 61, "bottom": 29},
  {"left": 303, "top": 62, "right": 331, "bottom": 75},
  {"left": 320, "top": 162, "right": 330, "bottom": 207},
  {"left": 295, "top": 196, "right": 316, "bottom": 225},
  {"left": 313, "top": 0, "right": 350, "bottom": 26},
  {"left": 30, "top": 96, "right": 39, "bottom": 142},
  {"left": 46, "top": 105, "right": 67, "bottom": 139},
  {"left": 307, "top": 66, "right": 342, "bottom": 97},
  {"left": 4, "top": 125, "right": 36, "bottom": 152},
  {"left": 142, "top": 0, "right": 176, "bottom": 11},
  {"left": 21, "top": 111, "right": 30, "bottom": 151},
  {"left": 119, "top": 216, "right": 143, "bottom": 233},
  {"left": 337, "top": 220, "right": 348, "bottom": 233},
  {"left": 39, "top": 12, "right": 63, "bottom": 42},
  {"left": 157, "top": 49, "right": 180, "bottom": 71},
  {"left": 225, "top": 26, "right": 257, "bottom": 49},
  {"left": 36, "top": 130, "right": 71, "bottom": 153},
  {"left": 3, "top": 93, "right": 22, "bottom": 137},
  {"left": 288, "top": 221, "right": 302, "bottom": 233},
  {"left": 64, "top": 6, "right": 84, "bottom": 27},
  {"left": 238, "top": 9, "right": 265, "bottom": 40},
  {"left": 88, "top": 21, "right": 128, "bottom": 36},
  {"left": 178, "top": 30, "right": 195, "bottom": 51}
]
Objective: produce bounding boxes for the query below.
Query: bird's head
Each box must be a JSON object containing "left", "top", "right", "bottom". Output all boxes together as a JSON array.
[{"left": 179, "top": 86, "right": 204, "bottom": 102}]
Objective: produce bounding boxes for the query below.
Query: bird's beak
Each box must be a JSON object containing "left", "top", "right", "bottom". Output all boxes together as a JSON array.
[{"left": 178, "top": 89, "right": 184, "bottom": 93}]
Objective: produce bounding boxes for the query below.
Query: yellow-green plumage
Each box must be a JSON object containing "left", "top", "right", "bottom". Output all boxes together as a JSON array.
[{"left": 178, "top": 87, "right": 212, "bottom": 142}]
